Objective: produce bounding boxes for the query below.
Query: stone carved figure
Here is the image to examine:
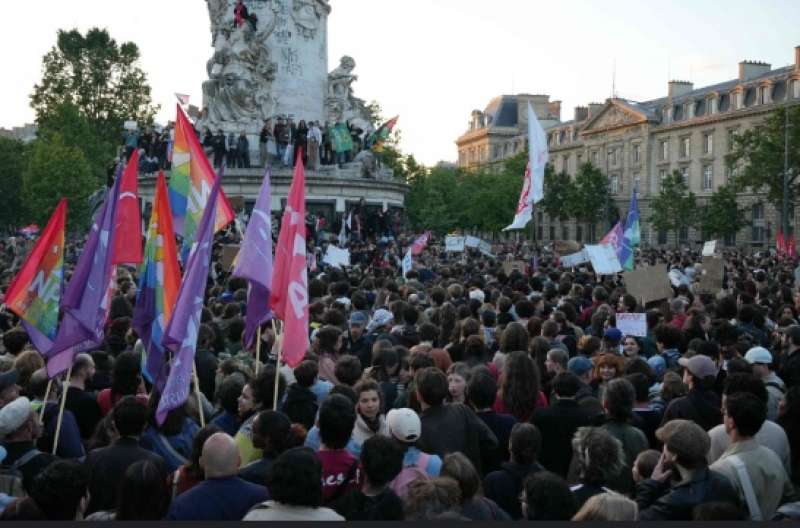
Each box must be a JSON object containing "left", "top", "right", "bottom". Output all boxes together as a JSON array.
[
  {"left": 326, "top": 56, "right": 370, "bottom": 125},
  {"left": 292, "top": 0, "right": 323, "bottom": 39},
  {"left": 198, "top": 2, "right": 280, "bottom": 134},
  {"left": 206, "top": 0, "right": 229, "bottom": 45}
]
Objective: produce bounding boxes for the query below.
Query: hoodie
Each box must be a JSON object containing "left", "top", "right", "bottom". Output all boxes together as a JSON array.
[{"left": 483, "top": 461, "right": 544, "bottom": 520}]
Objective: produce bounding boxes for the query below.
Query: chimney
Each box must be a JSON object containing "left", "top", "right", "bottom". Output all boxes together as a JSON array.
[
  {"left": 574, "top": 106, "right": 589, "bottom": 122},
  {"left": 795, "top": 45, "right": 800, "bottom": 70},
  {"left": 547, "top": 100, "right": 562, "bottom": 121},
  {"left": 587, "top": 103, "right": 604, "bottom": 119},
  {"left": 738, "top": 61, "right": 771, "bottom": 81},
  {"left": 668, "top": 80, "right": 694, "bottom": 99}
]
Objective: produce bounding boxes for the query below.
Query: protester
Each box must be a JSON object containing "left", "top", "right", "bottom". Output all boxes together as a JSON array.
[
  {"left": 0, "top": 397, "right": 57, "bottom": 494},
  {"left": 569, "top": 426, "right": 626, "bottom": 507},
  {"left": 573, "top": 492, "right": 639, "bottom": 521},
  {"left": 238, "top": 411, "right": 301, "bottom": 486},
  {"left": 234, "top": 365, "right": 286, "bottom": 466},
  {"left": 0, "top": 460, "right": 89, "bottom": 520},
  {"left": 440, "top": 452, "right": 510, "bottom": 520},
  {"left": 521, "top": 470, "right": 578, "bottom": 521},
  {"left": 385, "top": 407, "right": 442, "bottom": 498},
  {"left": 86, "top": 459, "right": 171, "bottom": 520},
  {"left": 483, "top": 423, "right": 543, "bottom": 520}
]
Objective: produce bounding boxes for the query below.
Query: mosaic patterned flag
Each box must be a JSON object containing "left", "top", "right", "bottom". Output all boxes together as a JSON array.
[
  {"left": 4, "top": 199, "right": 67, "bottom": 354},
  {"left": 133, "top": 172, "right": 181, "bottom": 389},
  {"left": 168, "top": 104, "right": 234, "bottom": 258}
]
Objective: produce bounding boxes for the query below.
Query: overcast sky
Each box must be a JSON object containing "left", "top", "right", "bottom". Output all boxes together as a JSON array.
[{"left": 1, "top": 0, "right": 798, "bottom": 165}]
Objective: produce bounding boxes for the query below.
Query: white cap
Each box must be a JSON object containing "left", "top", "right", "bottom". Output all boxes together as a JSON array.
[
  {"left": 0, "top": 397, "right": 32, "bottom": 439},
  {"left": 469, "top": 289, "right": 485, "bottom": 303},
  {"left": 744, "top": 346, "right": 773, "bottom": 365},
  {"left": 387, "top": 408, "right": 421, "bottom": 443}
]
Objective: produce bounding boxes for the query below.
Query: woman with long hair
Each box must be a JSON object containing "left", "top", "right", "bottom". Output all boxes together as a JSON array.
[
  {"left": 493, "top": 322, "right": 529, "bottom": 374},
  {"left": 493, "top": 351, "right": 547, "bottom": 422}
]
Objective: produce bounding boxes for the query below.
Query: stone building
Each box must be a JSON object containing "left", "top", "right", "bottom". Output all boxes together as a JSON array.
[{"left": 457, "top": 45, "right": 800, "bottom": 248}]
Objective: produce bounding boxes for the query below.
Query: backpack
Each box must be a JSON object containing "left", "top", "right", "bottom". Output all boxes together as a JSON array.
[
  {"left": 389, "top": 453, "right": 430, "bottom": 500},
  {"left": 0, "top": 449, "right": 41, "bottom": 498}
]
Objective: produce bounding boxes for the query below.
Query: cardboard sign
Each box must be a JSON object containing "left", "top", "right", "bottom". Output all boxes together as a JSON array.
[
  {"left": 702, "top": 240, "right": 717, "bottom": 257},
  {"left": 560, "top": 249, "right": 590, "bottom": 268},
  {"left": 503, "top": 260, "right": 527, "bottom": 275},
  {"left": 228, "top": 196, "right": 246, "bottom": 212},
  {"left": 554, "top": 240, "right": 582, "bottom": 254},
  {"left": 697, "top": 257, "right": 724, "bottom": 294},
  {"left": 221, "top": 244, "right": 240, "bottom": 271},
  {"left": 323, "top": 245, "right": 351, "bottom": 268},
  {"left": 624, "top": 267, "right": 673, "bottom": 304},
  {"left": 616, "top": 313, "right": 648, "bottom": 337},
  {"left": 445, "top": 236, "right": 466, "bottom": 252},
  {"left": 478, "top": 240, "right": 494, "bottom": 258},
  {"left": 585, "top": 244, "right": 622, "bottom": 275}
]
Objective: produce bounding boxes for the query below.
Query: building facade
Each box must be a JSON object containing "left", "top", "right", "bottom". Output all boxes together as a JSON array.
[{"left": 457, "top": 45, "right": 800, "bottom": 247}]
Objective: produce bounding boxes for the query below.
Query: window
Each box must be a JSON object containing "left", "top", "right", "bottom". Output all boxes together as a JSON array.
[
  {"left": 562, "top": 225, "right": 569, "bottom": 240},
  {"left": 493, "top": 145, "right": 501, "bottom": 159},
  {"left": 576, "top": 225, "right": 583, "bottom": 242},
  {"left": 752, "top": 204, "right": 765, "bottom": 243},
  {"left": 679, "top": 166, "right": 689, "bottom": 186},
  {"left": 703, "top": 133, "right": 713, "bottom": 155},
  {"left": 611, "top": 174, "right": 620, "bottom": 194},
  {"left": 562, "top": 155, "right": 568, "bottom": 172},
  {"left": 660, "top": 140, "right": 669, "bottom": 161},
  {"left": 658, "top": 230, "right": 668, "bottom": 245},
  {"left": 679, "top": 226, "right": 689, "bottom": 245},
  {"left": 608, "top": 148, "right": 618, "bottom": 166},
  {"left": 794, "top": 79, "right": 800, "bottom": 99},
  {"left": 680, "top": 137, "right": 690, "bottom": 158},
  {"left": 591, "top": 151, "right": 598, "bottom": 165},
  {"left": 549, "top": 225, "right": 555, "bottom": 241},
  {"left": 727, "top": 128, "right": 738, "bottom": 151},
  {"left": 633, "top": 143, "right": 641, "bottom": 163},
  {"left": 633, "top": 172, "right": 641, "bottom": 191},
  {"left": 703, "top": 164, "right": 713, "bottom": 191},
  {"left": 659, "top": 169, "right": 667, "bottom": 190}
]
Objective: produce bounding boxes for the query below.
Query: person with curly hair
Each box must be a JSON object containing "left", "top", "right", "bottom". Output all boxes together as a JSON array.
[
  {"left": 493, "top": 351, "right": 547, "bottom": 422},
  {"left": 569, "top": 426, "right": 626, "bottom": 507}
]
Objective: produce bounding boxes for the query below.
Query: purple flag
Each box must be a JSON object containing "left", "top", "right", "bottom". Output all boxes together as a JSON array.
[
  {"left": 233, "top": 168, "right": 273, "bottom": 349},
  {"left": 156, "top": 177, "right": 220, "bottom": 425},
  {"left": 46, "top": 169, "right": 122, "bottom": 378}
]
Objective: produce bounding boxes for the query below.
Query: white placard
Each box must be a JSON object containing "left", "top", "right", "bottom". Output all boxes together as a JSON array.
[
  {"left": 585, "top": 244, "right": 623, "bottom": 275},
  {"left": 478, "top": 239, "right": 495, "bottom": 258},
  {"left": 402, "top": 249, "right": 413, "bottom": 277},
  {"left": 123, "top": 120, "right": 138, "bottom": 131},
  {"left": 323, "top": 246, "right": 350, "bottom": 268},
  {"left": 445, "top": 236, "right": 466, "bottom": 252},
  {"left": 560, "top": 249, "right": 590, "bottom": 268},
  {"left": 465, "top": 235, "right": 481, "bottom": 248},
  {"left": 616, "top": 313, "right": 647, "bottom": 337},
  {"left": 702, "top": 240, "right": 717, "bottom": 257}
]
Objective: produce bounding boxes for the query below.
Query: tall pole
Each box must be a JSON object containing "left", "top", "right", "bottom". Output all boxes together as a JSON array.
[{"left": 784, "top": 103, "right": 791, "bottom": 237}]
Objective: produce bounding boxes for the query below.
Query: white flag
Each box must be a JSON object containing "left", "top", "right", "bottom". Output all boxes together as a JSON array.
[
  {"left": 175, "top": 93, "right": 190, "bottom": 105},
  {"left": 503, "top": 163, "right": 533, "bottom": 231},
  {"left": 402, "top": 248, "right": 413, "bottom": 277},
  {"left": 338, "top": 214, "right": 347, "bottom": 245},
  {"left": 528, "top": 102, "right": 548, "bottom": 204}
]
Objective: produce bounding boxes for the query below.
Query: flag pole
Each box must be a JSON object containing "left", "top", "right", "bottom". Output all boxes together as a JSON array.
[
  {"left": 271, "top": 319, "right": 282, "bottom": 411},
  {"left": 52, "top": 366, "right": 72, "bottom": 455},
  {"left": 39, "top": 379, "right": 53, "bottom": 423},
  {"left": 192, "top": 361, "right": 205, "bottom": 427},
  {"left": 255, "top": 326, "right": 262, "bottom": 375}
]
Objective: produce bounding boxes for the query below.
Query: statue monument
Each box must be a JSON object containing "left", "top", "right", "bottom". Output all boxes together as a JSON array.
[{"left": 198, "top": 0, "right": 372, "bottom": 139}]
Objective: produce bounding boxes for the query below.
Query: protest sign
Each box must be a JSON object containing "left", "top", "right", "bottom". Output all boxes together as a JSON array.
[
  {"left": 623, "top": 267, "right": 672, "bottom": 304},
  {"left": 616, "top": 313, "right": 648, "bottom": 337},
  {"left": 585, "top": 244, "right": 622, "bottom": 275},
  {"left": 465, "top": 235, "right": 481, "bottom": 248},
  {"left": 503, "top": 260, "right": 527, "bottom": 275},
  {"left": 554, "top": 240, "right": 582, "bottom": 254},
  {"left": 560, "top": 249, "right": 590, "bottom": 268},
  {"left": 702, "top": 240, "right": 717, "bottom": 257},
  {"left": 123, "top": 120, "right": 138, "bottom": 131},
  {"left": 221, "top": 245, "right": 239, "bottom": 271},
  {"left": 697, "top": 257, "right": 724, "bottom": 294},
  {"left": 445, "top": 236, "right": 466, "bottom": 252},
  {"left": 323, "top": 245, "right": 350, "bottom": 268},
  {"left": 478, "top": 239, "right": 495, "bottom": 258}
]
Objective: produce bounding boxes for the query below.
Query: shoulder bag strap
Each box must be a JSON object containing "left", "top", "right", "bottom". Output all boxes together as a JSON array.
[
  {"left": 11, "top": 449, "right": 42, "bottom": 471},
  {"left": 728, "top": 454, "right": 763, "bottom": 521}
]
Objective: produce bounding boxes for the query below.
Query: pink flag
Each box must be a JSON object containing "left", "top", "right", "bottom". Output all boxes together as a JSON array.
[
  {"left": 113, "top": 150, "right": 142, "bottom": 265},
  {"left": 269, "top": 151, "right": 309, "bottom": 368},
  {"left": 411, "top": 231, "right": 431, "bottom": 256}
]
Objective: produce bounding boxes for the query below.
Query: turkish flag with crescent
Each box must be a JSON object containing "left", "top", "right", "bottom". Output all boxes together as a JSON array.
[{"left": 113, "top": 150, "right": 142, "bottom": 265}]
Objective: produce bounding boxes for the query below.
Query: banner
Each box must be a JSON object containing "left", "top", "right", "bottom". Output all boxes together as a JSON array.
[
  {"left": 702, "top": 240, "right": 717, "bottom": 257},
  {"left": 323, "top": 245, "right": 350, "bottom": 268},
  {"left": 445, "top": 236, "right": 466, "bottom": 252},
  {"left": 560, "top": 249, "right": 590, "bottom": 268},
  {"left": 402, "top": 249, "right": 413, "bottom": 277},
  {"left": 478, "top": 240, "right": 495, "bottom": 258},
  {"left": 616, "top": 313, "right": 647, "bottom": 337},
  {"left": 465, "top": 235, "right": 481, "bottom": 248},
  {"left": 585, "top": 244, "right": 623, "bottom": 275},
  {"left": 624, "top": 267, "right": 673, "bottom": 304}
]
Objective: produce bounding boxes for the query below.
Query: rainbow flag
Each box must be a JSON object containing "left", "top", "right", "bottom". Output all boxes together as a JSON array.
[
  {"left": 133, "top": 172, "right": 181, "bottom": 389},
  {"left": 168, "top": 104, "right": 234, "bottom": 258},
  {"left": 4, "top": 199, "right": 67, "bottom": 354},
  {"left": 368, "top": 115, "right": 399, "bottom": 152}
]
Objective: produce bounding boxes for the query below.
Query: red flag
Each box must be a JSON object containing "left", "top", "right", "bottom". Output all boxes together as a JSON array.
[
  {"left": 269, "top": 151, "right": 309, "bottom": 368},
  {"left": 777, "top": 230, "right": 787, "bottom": 258},
  {"left": 113, "top": 150, "right": 143, "bottom": 264}
]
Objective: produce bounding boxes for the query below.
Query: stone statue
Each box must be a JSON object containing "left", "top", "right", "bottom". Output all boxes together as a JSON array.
[
  {"left": 206, "top": 0, "right": 229, "bottom": 46},
  {"left": 326, "top": 56, "right": 370, "bottom": 125},
  {"left": 292, "top": 0, "right": 323, "bottom": 39}
]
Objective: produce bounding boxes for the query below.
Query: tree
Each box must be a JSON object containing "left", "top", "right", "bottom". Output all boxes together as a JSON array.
[
  {"left": 571, "top": 162, "right": 611, "bottom": 241},
  {"left": 22, "top": 132, "right": 96, "bottom": 229},
  {"left": 650, "top": 170, "right": 698, "bottom": 246},
  {"left": 727, "top": 105, "right": 800, "bottom": 231},
  {"left": 700, "top": 183, "right": 751, "bottom": 240},
  {"left": 0, "top": 137, "right": 28, "bottom": 229},
  {"left": 540, "top": 165, "right": 576, "bottom": 222},
  {"left": 30, "top": 28, "right": 159, "bottom": 141}
]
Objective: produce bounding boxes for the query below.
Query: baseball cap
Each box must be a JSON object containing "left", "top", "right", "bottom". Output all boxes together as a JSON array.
[
  {"left": 744, "top": 346, "right": 772, "bottom": 365},
  {"left": 0, "top": 370, "right": 19, "bottom": 394},
  {"left": 567, "top": 356, "right": 593, "bottom": 376},
  {"left": 469, "top": 289, "right": 485, "bottom": 303},
  {"left": 603, "top": 328, "right": 623, "bottom": 342},
  {"left": 349, "top": 311, "right": 367, "bottom": 327},
  {"left": 0, "top": 397, "right": 32, "bottom": 438},
  {"left": 387, "top": 408, "right": 421, "bottom": 443},
  {"left": 367, "top": 309, "right": 394, "bottom": 333},
  {"left": 678, "top": 355, "right": 719, "bottom": 379}
]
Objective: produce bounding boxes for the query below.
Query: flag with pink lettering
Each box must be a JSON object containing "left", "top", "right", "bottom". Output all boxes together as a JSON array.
[{"left": 269, "top": 152, "right": 309, "bottom": 369}]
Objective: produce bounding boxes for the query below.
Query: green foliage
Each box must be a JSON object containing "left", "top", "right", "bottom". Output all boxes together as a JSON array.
[
  {"left": 30, "top": 27, "right": 159, "bottom": 141},
  {"left": 22, "top": 132, "right": 96, "bottom": 229},
  {"left": 727, "top": 106, "right": 800, "bottom": 228},
  {"left": 700, "top": 183, "right": 751, "bottom": 240},
  {"left": 650, "top": 170, "right": 698, "bottom": 244},
  {"left": 571, "top": 162, "right": 611, "bottom": 232},
  {"left": 0, "top": 137, "right": 28, "bottom": 229},
  {"left": 540, "top": 165, "right": 576, "bottom": 222}
]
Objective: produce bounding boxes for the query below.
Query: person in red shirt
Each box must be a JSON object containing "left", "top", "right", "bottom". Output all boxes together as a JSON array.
[{"left": 316, "top": 394, "right": 361, "bottom": 503}]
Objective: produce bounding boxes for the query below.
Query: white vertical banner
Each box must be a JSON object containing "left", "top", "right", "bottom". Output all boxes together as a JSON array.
[
  {"left": 528, "top": 102, "right": 548, "bottom": 204},
  {"left": 402, "top": 248, "right": 413, "bottom": 277}
]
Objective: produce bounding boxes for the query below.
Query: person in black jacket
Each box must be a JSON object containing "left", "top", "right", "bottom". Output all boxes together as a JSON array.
[
  {"left": 483, "top": 423, "right": 544, "bottom": 520},
  {"left": 84, "top": 397, "right": 166, "bottom": 515},
  {"left": 281, "top": 360, "right": 319, "bottom": 431},
  {"left": 531, "top": 372, "right": 594, "bottom": 478},
  {"left": 415, "top": 367, "right": 497, "bottom": 475},
  {"left": 779, "top": 325, "right": 800, "bottom": 389},
  {"left": 239, "top": 411, "right": 297, "bottom": 486},
  {"left": 661, "top": 355, "right": 722, "bottom": 431},
  {"left": 636, "top": 419, "right": 740, "bottom": 520}
]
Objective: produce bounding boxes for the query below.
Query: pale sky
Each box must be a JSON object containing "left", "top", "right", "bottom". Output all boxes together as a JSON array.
[{"left": 1, "top": 0, "right": 798, "bottom": 165}]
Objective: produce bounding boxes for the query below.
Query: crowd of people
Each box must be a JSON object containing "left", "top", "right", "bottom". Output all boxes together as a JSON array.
[{"left": 0, "top": 221, "right": 799, "bottom": 521}]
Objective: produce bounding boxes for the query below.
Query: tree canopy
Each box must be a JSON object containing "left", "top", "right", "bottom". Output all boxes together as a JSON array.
[
  {"left": 700, "top": 183, "right": 751, "bottom": 241},
  {"left": 649, "top": 170, "right": 698, "bottom": 245},
  {"left": 0, "top": 137, "right": 28, "bottom": 229}
]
